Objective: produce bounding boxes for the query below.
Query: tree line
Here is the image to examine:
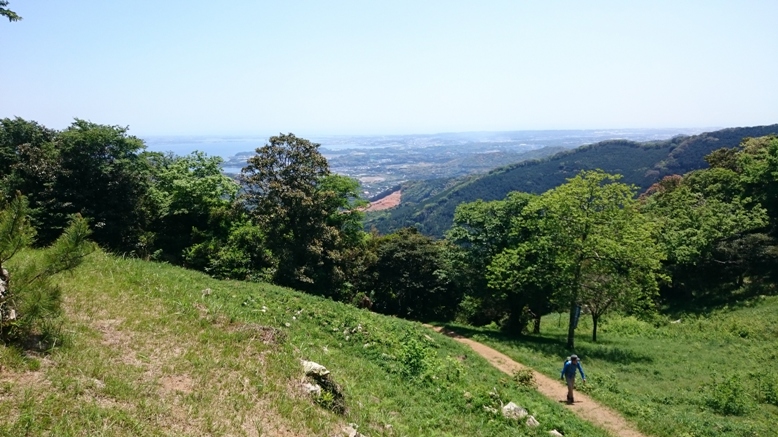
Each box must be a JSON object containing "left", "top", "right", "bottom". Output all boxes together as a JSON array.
[{"left": 2, "top": 117, "right": 776, "bottom": 349}]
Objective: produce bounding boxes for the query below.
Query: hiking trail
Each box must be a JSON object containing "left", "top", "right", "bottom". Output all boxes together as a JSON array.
[{"left": 431, "top": 326, "right": 650, "bottom": 437}]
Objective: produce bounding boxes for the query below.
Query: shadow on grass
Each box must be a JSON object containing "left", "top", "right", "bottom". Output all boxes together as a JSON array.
[
  {"left": 442, "top": 323, "right": 653, "bottom": 365},
  {"left": 662, "top": 282, "right": 777, "bottom": 317}
]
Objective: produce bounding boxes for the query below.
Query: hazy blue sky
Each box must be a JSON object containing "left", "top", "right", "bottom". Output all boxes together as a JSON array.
[{"left": 2, "top": 1, "right": 777, "bottom": 136}]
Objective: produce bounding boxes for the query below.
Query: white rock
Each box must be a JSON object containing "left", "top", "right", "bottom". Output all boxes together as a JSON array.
[
  {"left": 301, "top": 360, "right": 330, "bottom": 377},
  {"left": 342, "top": 423, "right": 365, "bottom": 437},
  {"left": 526, "top": 415, "right": 540, "bottom": 427},
  {"left": 502, "top": 401, "right": 528, "bottom": 420},
  {"left": 302, "top": 382, "right": 321, "bottom": 396},
  {"left": 549, "top": 429, "right": 564, "bottom": 436}
]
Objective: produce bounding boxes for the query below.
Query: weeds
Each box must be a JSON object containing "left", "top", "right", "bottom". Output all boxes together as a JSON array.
[{"left": 512, "top": 368, "right": 536, "bottom": 389}]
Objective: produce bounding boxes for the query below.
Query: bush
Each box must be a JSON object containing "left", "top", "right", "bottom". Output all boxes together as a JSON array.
[
  {"left": 703, "top": 373, "right": 754, "bottom": 415},
  {"left": 398, "top": 334, "right": 441, "bottom": 381},
  {"left": 512, "top": 368, "right": 536, "bottom": 389},
  {"left": 755, "top": 374, "right": 778, "bottom": 406}
]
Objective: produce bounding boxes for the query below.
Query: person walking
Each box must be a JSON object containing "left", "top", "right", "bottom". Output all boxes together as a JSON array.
[{"left": 560, "top": 354, "right": 586, "bottom": 403}]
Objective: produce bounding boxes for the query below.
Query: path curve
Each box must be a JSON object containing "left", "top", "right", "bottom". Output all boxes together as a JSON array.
[{"left": 431, "top": 326, "right": 649, "bottom": 437}]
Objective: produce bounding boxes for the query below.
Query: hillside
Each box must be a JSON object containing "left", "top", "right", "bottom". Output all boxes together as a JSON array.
[
  {"left": 365, "top": 124, "right": 778, "bottom": 237},
  {"left": 447, "top": 294, "right": 778, "bottom": 437},
  {"left": 0, "top": 250, "right": 610, "bottom": 436}
]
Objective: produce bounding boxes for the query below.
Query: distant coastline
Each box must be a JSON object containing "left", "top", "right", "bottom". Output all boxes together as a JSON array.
[{"left": 142, "top": 128, "right": 709, "bottom": 160}]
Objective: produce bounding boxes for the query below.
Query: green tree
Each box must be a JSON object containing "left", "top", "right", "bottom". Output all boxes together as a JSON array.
[
  {"left": 0, "top": 1, "right": 21, "bottom": 22},
  {"left": 739, "top": 136, "right": 778, "bottom": 234},
  {"left": 0, "top": 118, "right": 60, "bottom": 238},
  {"left": 641, "top": 176, "right": 768, "bottom": 300},
  {"left": 146, "top": 151, "right": 239, "bottom": 262},
  {"left": 240, "top": 133, "right": 365, "bottom": 293},
  {"left": 1, "top": 194, "right": 94, "bottom": 345},
  {"left": 447, "top": 192, "right": 545, "bottom": 330},
  {"left": 489, "top": 171, "right": 663, "bottom": 348},
  {"left": 53, "top": 119, "right": 152, "bottom": 251},
  {"left": 360, "top": 228, "right": 459, "bottom": 321}
]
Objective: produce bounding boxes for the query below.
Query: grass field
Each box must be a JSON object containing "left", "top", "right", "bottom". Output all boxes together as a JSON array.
[
  {"left": 446, "top": 298, "right": 778, "bottom": 437},
  {"left": 0, "top": 250, "right": 611, "bottom": 436}
]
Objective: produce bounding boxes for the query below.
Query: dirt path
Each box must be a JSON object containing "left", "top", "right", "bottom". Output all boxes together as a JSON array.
[{"left": 432, "top": 327, "right": 649, "bottom": 437}]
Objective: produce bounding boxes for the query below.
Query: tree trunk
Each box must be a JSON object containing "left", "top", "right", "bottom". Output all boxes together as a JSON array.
[
  {"left": 592, "top": 313, "right": 599, "bottom": 342},
  {"left": 566, "top": 297, "right": 577, "bottom": 349}
]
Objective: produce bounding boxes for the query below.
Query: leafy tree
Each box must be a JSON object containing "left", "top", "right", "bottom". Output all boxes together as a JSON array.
[
  {"left": 1, "top": 194, "right": 94, "bottom": 345},
  {"left": 52, "top": 119, "right": 152, "bottom": 251},
  {"left": 146, "top": 151, "right": 239, "bottom": 261},
  {"left": 0, "top": 118, "right": 61, "bottom": 239},
  {"left": 240, "top": 133, "right": 365, "bottom": 293},
  {"left": 447, "top": 192, "right": 544, "bottom": 330},
  {"left": 489, "top": 171, "right": 664, "bottom": 347},
  {"left": 182, "top": 207, "right": 276, "bottom": 282},
  {"left": 738, "top": 136, "right": 778, "bottom": 234},
  {"left": 359, "top": 228, "right": 459, "bottom": 321},
  {"left": 0, "top": 1, "right": 21, "bottom": 22},
  {"left": 641, "top": 175, "right": 768, "bottom": 300}
]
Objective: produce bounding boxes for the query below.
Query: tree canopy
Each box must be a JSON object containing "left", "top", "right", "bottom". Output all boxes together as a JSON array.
[{"left": 0, "top": 1, "right": 21, "bottom": 22}]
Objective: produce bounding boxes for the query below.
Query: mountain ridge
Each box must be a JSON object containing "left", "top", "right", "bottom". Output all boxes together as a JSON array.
[{"left": 365, "top": 124, "right": 778, "bottom": 237}]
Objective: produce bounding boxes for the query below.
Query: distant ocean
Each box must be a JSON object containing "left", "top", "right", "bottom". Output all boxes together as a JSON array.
[
  {"left": 142, "top": 128, "right": 710, "bottom": 161},
  {"left": 141, "top": 136, "right": 266, "bottom": 159},
  {"left": 142, "top": 135, "right": 377, "bottom": 159}
]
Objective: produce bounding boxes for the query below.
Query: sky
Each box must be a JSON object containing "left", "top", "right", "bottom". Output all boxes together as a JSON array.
[{"left": 2, "top": 0, "right": 777, "bottom": 136}]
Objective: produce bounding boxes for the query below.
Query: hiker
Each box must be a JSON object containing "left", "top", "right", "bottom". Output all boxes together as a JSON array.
[{"left": 560, "top": 354, "right": 586, "bottom": 403}]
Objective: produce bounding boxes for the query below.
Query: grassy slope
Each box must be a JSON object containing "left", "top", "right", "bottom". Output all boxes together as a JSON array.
[
  {"left": 446, "top": 298, "right": 778, "bottom": 437},
  {"left": 0, "top": 251, "right": 610, "bottom": 437}
]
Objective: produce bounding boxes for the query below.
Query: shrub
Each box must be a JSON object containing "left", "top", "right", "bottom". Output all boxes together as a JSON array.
[
  {"left": 398, "top": 334, "right": 440, "bottom": 381},
  {"left": 512, "top": 368, "right": 536, "bottom": 389},
  {"left": 755, "top": 374, "right": 778, "bottom": 406},
  {"left": 703, "top": 373, "right": 754, "bottom": 415}
]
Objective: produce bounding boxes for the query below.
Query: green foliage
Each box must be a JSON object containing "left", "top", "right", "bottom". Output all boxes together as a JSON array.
[
  {"left": 512, "top": 368, "right": 536, "bottom": 389},
  {"left": 0, "top": 194, "right": 95, "bottom": 345},
  {"left": 488, "top": 171, "right": 664, "bottom": 346},
  {"left": 0, "top": 0, "right": 21, "bottom": 22},
  {"left": 240, "top": 134, "right": 365, "bottom": 293},
  {"left": 641, "top": 138, "right": 774, "bottom": 302},
  {"left": 146, "top": 151, "right": 239, "bottom": 262},
  {"left": 398, "top": 333, "right": 441, "bottom": 381},
  {"left": 703, "top": 373, "right": 753, "bottom": 416},
  {"left": 54, "top": 119, "right": 151, "bottom": 251},
  {"left": 183, "top": 214, "right": 275, "bottom": 281},
  {"left": 754, "top": 373, "right": 778, "bottom": 407},
  {"left": 447, "top": 192, "right": 545, "bottom": 328},
  {"left": 358, "top": 227, "right": 459, "bottom": 321}
]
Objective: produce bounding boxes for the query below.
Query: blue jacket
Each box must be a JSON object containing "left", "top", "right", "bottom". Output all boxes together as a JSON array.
[{"left": 561, "top": 360, "right": 585, "bottom": 379}]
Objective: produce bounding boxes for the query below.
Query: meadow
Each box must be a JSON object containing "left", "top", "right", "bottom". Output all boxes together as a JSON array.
[
  {"left": 446, "top": 298, "right": 778, "bottom": 437},
  {"left": 0, "top": 250, "right": 609, "bottom": 436}
]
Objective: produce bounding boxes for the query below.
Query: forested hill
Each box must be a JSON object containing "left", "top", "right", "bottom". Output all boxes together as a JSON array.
[{"left": 365, "top": 124, "right": 778, "bottom": 237}]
